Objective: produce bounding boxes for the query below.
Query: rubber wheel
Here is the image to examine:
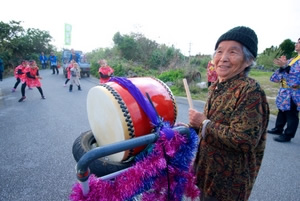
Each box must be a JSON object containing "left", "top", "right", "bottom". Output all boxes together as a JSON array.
[{"left": 72, "top": 130, "right": 133, "bottom": 177}]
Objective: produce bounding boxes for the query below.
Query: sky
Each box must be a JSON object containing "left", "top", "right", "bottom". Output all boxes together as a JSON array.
[{"left": 1, "top": 0, "right": 299, "bottom": 56}]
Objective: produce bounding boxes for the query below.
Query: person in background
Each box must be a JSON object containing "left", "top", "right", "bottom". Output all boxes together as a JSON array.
[
  {"left": 267, "top": 38, "right": 300, "bottom": 143},
  {"left": 18, "top": 60, "right": 45, "bottom": 102},
  {"left": 188, "top": 26, "right": 269, "bottom": 201},
  {"left": 98, "top": 59, "right": 114, "bottom": 84},
  {"left": 12, "top": 60, "right": 27, "bottom": 92},
  {"left": 64, "top": 60, "right": 74, "bottom": 87},
  {"left": 0, "top": 58, "right": 4, "bottom": 81},
  {"left": 69, "top": 49, "right": 80, "bottom": 63},
  {"left": 49, "top": 52, "right": 59, "bottom": 74},
  {"left": 69, "top": 62, "right": 81, "bottom": 92},
  {"left": 206, "top": 59, "right": 218, "bottom": 87},
  {"left": 39, "top": 52, "right": 48, "bottom": 69}
]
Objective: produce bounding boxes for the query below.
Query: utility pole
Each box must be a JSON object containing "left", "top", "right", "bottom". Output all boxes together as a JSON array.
[{"left": 188, "top": 42, "right": 192, "bottom": 63}]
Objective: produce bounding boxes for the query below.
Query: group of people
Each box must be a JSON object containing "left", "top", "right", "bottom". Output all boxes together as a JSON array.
[
  {"left": 12, "top": 60, "right": 45, "bottom": 102},
  {"left": 6, "top": 26, "right": 299, "bottom": 200},
  {"left": 39, "top": 51, "right": 60, "bottom": 74},
  {"left": 11, "top": 56, "right": 115, "bottom": 101}
]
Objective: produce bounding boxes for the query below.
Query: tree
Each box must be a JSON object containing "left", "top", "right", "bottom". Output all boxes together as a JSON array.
[
  {"left": 0, "top": 20, "right": 54, "bottom": 68},
  {"left": 113, "top": 32, "right": 138, "bottom": 61},
  {"left": 279, "top": 39, "right": 296, "bottom": 59},
  {"left": 256, "top": 46, "right": 283, "bottom": 71},
  {"left": 113, "top": 32, "right": 185, "bottom": 69}
]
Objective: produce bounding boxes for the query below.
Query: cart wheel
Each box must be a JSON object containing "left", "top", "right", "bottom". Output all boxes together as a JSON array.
[{"left": 72, "top": 130, "right": 133, "bottom": 177}]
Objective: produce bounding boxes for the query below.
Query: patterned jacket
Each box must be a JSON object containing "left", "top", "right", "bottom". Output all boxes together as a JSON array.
[
  {"left": 194, "top": 72, "right": 270, "bottom": 201},
  {"left": 270, "top": 56, "right": 300, "bottom": 111}
]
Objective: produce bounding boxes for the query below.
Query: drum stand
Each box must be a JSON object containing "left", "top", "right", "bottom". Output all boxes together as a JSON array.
[{"left": 75, "top": 126, "right": 190, "bottom": 196}]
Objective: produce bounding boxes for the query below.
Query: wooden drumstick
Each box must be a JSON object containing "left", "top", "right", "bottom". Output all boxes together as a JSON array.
[{"left": 183, "top": 78, "right": 194, "bottom": 109}]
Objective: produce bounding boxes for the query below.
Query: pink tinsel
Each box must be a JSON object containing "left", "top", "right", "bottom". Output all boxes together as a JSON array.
[{"left": 70, "top": 130, "right": 200, "bottom": 201}]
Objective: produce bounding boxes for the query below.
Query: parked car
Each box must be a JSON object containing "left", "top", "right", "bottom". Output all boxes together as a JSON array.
[{"left": 62, "top": 49, "right": 90, "bottom": 78}]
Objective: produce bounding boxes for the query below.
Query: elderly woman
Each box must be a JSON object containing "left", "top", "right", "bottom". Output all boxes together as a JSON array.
[{"left": 189, "top": 26, "right": 270, "bottom": 201}]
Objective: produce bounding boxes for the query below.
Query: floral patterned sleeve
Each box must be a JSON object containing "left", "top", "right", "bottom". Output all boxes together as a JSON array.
[
  {"left": 204, "top": 83, "right": 269, "bottom": 153},
  {"left": 270, "top": 69, "right": 283, "bottom": 83},
  {"left": 287, "top": 61, "right": 300, "bottom": 86}
]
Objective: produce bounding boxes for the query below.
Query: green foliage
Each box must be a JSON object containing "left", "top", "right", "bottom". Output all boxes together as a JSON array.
[
  {"left": 256, "top": 46, "right": 283, "bottom": 71},
  {"left": 249, "top": 70, "right": 272, "bottom": 77},
  {"left": 149, "top": 49, "right": 163, "bottom": 68},
  {"left": 113, "top": 32, "right": 184, "bottom": 69},
  {"left": 157, "top": 69, "right": 185, "bottom": 82},
  {"left": 111, "top": 63, "right": 126, "bottom": 76},
  {"left": 0, "top": 20, "right": 54, "bottom": 69},
  {"left": 113, "top": 32, "right": 138, "bottom": 60},
  {"left": 279, "top": 39, "right": 296, "bottom": 59},
  {"left": 256, "top": 38, "right": 297, "bottom": 71}
]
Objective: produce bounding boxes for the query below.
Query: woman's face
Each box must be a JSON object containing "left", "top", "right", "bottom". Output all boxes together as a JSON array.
[{"left": 213, "top": 41, "right": 250, "bottom": 82}]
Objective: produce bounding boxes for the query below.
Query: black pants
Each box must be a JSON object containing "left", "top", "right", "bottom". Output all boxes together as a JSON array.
[
  {"left": 51, "top": 65, "right": 59, "bottom": 74},
  {"left": 14, "top": 78, "right": 21, "bottom": 89},
  {"left": 65, "top": 79, "right": 70, "bottom": 85},
  {"left": 21, "top": 83, "right": 44, "bottom": 97},
  {"left": 41, "top": 63, "right": 47, "bottom": 69},
  {"left": 0, "top": 70, "right": 3, "bottom": 81},
  {"left": 275, "top": 99, "right": 299, "bottom": 138}
]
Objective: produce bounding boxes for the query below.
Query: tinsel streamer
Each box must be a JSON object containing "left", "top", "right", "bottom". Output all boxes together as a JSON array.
[{"left": 70, "top": 128, "right": 200, "bottom": 201}]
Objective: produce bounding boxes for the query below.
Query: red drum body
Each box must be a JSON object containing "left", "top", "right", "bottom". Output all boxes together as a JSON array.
[{"left": 87, "top": 77, "right": 177, "bottom": 162}]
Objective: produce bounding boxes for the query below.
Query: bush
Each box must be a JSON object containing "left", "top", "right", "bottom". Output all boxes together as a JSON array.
[{"left": 157, "top": 69, "right": 185, "bottom": 82}]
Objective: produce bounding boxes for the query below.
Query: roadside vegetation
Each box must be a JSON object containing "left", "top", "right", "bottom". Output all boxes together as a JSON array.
[{"left": 1, "top": 20, "right": 296, "bottom": 115}]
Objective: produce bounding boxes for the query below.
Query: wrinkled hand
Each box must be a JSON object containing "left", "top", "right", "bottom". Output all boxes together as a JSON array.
[{"left": 189, "top": 108, "right": 207, "bottom": 129}]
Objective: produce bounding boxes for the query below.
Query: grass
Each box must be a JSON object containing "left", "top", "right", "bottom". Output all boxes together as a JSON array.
[{"left": 172, "top": 70, "right": 280, "bottom": 115}]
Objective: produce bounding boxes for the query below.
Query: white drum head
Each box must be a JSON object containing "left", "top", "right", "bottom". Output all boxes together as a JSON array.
[{"left": 87, "top": 86, "right": 128, "bottom": 161}]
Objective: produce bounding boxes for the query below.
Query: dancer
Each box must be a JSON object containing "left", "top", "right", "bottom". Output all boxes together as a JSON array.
[
  {"left": 98, "top": 59, "right": 114, "bottom": 84},
  {"left": 64, "top": 60, "right": 74, "bottom": 87},
  {"left": 69, "top": 62, "right": 81, "bottom": 92},
  {"left": 18, "top": 60, "right": 45, "bottom": 102},
  {"left": 12, "top": 60, "right": 27, "bottom": 92}
]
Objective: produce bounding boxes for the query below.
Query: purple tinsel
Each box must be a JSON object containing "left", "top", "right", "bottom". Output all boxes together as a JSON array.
[{"left": 70, "top": 128, "right": 200, "bottom": 201}]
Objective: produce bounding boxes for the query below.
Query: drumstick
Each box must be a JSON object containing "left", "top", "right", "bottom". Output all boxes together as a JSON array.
[{"left": 183, "top": 78, "right": 193, "bottom": 109}]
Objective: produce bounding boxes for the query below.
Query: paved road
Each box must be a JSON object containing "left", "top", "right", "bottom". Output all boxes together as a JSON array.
[{"left": 0, "top": 69, "right": 299, "bottom": 201}]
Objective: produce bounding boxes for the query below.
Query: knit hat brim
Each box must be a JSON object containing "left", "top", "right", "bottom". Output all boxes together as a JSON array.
[{"left": 215, "top": 26, "right": 258, "bottom": 58}]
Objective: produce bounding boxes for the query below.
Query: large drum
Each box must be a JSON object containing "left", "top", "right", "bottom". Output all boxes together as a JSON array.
[{"left": 87, "top": 77, "right": 177, "bottom": 162}]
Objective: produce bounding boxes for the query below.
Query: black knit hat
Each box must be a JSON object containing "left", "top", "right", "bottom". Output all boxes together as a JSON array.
[{"left": 215, "top": 26, "right": 258, "bottom": 58}]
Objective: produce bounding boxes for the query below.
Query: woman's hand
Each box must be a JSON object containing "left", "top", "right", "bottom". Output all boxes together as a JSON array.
[
  {"left": 174, "top": 122, "right": 190, "bottom": 127},
  {"left": 188, "top": 108, "right": 207, "bottom": 129}
]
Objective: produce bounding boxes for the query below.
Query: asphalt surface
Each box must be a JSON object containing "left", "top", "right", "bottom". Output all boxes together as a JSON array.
[{"left": 0, "top": 69, "right": 299, "bottom": 201}]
